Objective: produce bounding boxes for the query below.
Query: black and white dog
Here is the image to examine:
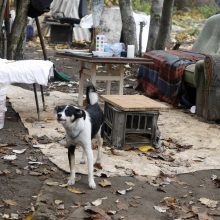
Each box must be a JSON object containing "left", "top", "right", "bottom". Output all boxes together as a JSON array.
[{"left": 55, "top": 85, "right": 103, "bottom": 189}]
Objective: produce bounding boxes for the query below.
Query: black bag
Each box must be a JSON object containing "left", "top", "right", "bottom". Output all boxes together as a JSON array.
[{"left": 28, "top": 0, "right": 53, "bottom": 18}]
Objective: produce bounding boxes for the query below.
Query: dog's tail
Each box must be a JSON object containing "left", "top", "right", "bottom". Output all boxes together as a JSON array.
[{"left": 86, "top": 84, "right": 98, "bottom": 105}]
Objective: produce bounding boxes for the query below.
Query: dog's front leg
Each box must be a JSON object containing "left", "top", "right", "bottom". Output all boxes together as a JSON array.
[
  {"left": 84, "top": 146, "right": 96, "bottom": 189},
  {"left": 67, "top": 145, "right": 76, "bottom": 185}
]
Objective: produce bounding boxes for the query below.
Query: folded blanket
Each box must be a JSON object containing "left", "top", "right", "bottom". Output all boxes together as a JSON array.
[
  {"left": 137, "top": 50, "right": 205, "bottom": 105},
  {"left": 0, "top": 59, "right": 54, "bottom": 86}
]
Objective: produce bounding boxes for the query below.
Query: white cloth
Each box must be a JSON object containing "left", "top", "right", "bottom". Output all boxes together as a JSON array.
[{"left": 0, "top": 59, "right": 54, "bottom": 86}]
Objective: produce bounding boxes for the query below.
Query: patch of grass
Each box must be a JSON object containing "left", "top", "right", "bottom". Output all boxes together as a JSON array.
[
  {"left": 196, "top": 5, "right": 219, "bottom": 18},
  {"left": 132, "top": 0, "right": 151, "bottom": 14}
]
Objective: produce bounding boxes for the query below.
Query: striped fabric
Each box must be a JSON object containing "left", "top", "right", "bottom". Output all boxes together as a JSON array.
[{"left": 137, "top": 50, "right": 205, "bottom": 106}]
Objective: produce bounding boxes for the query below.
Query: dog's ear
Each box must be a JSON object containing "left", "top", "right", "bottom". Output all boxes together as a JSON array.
[{"left": 76, "top": 109, "right": 86, "bottom": 120}]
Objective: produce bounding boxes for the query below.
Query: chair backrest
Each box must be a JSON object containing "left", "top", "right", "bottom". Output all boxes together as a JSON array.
[{"left": 192, "top": 14, "right": 220, "bottom": 54}]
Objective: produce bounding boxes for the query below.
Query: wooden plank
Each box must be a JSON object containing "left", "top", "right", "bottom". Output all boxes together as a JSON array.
[
  {"left": 56, "top": 52, "right": 153, "bottom": 65},
  {"left": 101, "top": 95, "right": 170, "bottom": 111}
]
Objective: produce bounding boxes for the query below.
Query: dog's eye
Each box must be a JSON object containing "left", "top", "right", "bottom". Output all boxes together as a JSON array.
[{"left": 65, "top": 108, "right": 73, "bottom": 116}]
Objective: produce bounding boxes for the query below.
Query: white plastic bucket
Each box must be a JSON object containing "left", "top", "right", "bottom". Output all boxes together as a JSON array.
[
  {"left": 0, "top": 107, "right": 6, "bottom": 129},
  {"left": 0, "top": 84, "right": 7, "bottom": 129}
]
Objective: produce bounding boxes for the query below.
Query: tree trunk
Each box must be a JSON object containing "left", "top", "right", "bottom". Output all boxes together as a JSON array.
[
  {"left": 0, "top": 0, "right": 7, "bottom": 33},
  {"left": 146, "top": 0, "right": 164, "bottom": 51},
  {"left": 7, "top": 0, "right": 30, "bottom": 60},
  {"left": 155, "top": 0, "right": 174, "bottom": 50},
  {"left": 92, "top": 0, "right": 104, "bottom": 27},
  {"left": 119, "top": 0, "right": 137, "bottom": 53}
]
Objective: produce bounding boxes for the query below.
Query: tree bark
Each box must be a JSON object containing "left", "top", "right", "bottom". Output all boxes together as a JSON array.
[
  {"left": 146, "top": 0, "right": 164, "bottom": 51},
  {"left": 155, "top": 0, "right": 174, "bottom": 50},
  {"left": 7, "top": 0, "right": 30, "bottom": 60},
  {"left": 119, "top": 0, "right": 137, "bottom": 53},
  {"left": 0, "top": 0, "right": 7, "bottom": 33},
  {"left": 92, "top": 0, "right": 104, "bottom": 27}
]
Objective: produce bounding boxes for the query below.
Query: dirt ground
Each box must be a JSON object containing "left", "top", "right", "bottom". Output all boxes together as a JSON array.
[{"left": 0, "top": 44, "right": 220, "bottom": 220}]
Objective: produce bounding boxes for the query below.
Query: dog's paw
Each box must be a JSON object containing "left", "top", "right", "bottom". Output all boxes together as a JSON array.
[
  {"left": 89, "top": 179, "right": 96, "bottom": 189},
  {"left": 80, "top": 159, "right": 86, "bottom": 164},
  {"left": 67, "top": 178, "right": 75, "bottom": 186}
]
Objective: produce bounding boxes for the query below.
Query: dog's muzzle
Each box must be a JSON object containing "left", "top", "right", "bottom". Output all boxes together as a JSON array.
[{"left": 57, "top": 113, "right": 65, "bottom": 122}]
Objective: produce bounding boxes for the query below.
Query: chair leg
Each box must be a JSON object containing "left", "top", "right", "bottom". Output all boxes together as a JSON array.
[
  {"left": 33, "top": 83, "right": 40, "bottom": 121},
  {"left": 40, "top": 85, "right": 46, "bottom": 111}
]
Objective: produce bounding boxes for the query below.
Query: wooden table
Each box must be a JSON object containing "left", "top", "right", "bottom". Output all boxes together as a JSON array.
[{"left": 56, "top": 52, "right": 153, "bottom": 106}]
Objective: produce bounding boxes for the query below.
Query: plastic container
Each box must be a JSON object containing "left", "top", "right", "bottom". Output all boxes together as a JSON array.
[
  {"left": 0, "top": 85, "right": 7, "bottom": 129},
  {"left": 0, "top": 107, "right": 6, "bottom": 129}
]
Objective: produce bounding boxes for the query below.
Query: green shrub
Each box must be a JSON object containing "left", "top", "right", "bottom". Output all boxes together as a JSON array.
[
  {"left": 132, "top": 0, "right": 151, "bottom": 14},
  {"left": 196, "top": 5, "right": 219, "bottom": 18}
]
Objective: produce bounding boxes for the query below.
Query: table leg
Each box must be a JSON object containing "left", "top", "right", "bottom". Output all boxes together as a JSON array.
[
  {"left": 78, "top": 62, "right": 85, "bottom": 106},
  {"left": 119, "top": 65, "right": 124, "bottom": 95},
  {"left": 106, "top": 64, "right": 111, "bottom": 94},
  {"left": 90, "top": 64, "right": 97, "bottom": 86}
]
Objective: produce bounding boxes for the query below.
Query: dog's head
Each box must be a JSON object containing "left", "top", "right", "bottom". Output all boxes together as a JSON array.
[{"left": 54, "top": 105, "right": 86, "bottom": 125}]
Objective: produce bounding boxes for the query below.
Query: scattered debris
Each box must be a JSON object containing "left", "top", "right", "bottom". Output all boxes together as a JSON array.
[
  {"left": 98, "top": 179, "right": 112, "bottom": 187},
  {"left": 84, "top": 206, "right": 111, "bottom": 220},
  {"left": 199, "top": 198, "right": 218, "bottom": 208},
  {"left": 46, "top": 181, "right": 59, "bottom": 186},
  {"left": 198, "top": 212, "right": 214, "bottom": 220},
  {"left": 91, "top": 197, "right": 107, "bottom": 206},
  {"left": 12, "top": 148, "right": 27, "bottom": 154},
  {"left": 107, "top": 210, "right": 117, "bottom": 215},
  {"left": 67, "top": 186, "right": 85, "bottom": 194},
  {"left": 2, "top": 154, "right": 17, "bottom": 161},
  {"left": 154, "top": 205, "right": 168, "bottom": 213},
  {"left": 138, "top": 145, "right": 154, "bottom": 152},
  {"left": 3, "top": 199, "right": 17, "bottom": 206}
]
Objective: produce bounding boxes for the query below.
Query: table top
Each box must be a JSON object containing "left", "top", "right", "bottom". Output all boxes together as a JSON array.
[
  {"left": 56, "top": 51, "right": 153, "bottom": 65},
  {"left": 101, "top": 95, "right": 169, "bottom": 111}
]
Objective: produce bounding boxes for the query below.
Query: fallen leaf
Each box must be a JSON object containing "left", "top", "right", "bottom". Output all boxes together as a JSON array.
[
  {"left": 117, "top": 189, "right": 126, "bottom": 195},
  {"left": 107, "top": 210, "right": 116, "bottom": 215},
  {"left": 154, "top": 205, "right": 168, "bottom": 213},
  {"left": 198, "top": 212, "right": 214, "bottom": 220},
  {"left": 12, "top": 148, "right": 26, "bottom": 154},
  {"left": 55, "top": 200, "right": 63, "bottom": 205},
  {"left": 91, "top": 198, "right": 106, "bottom": 207},
  {"left": 180, "top": 211, "right": 196, "bottom": 219},
  {"left": 46, "top": 181, "right": 59, "bottom": 186},
  {"left": 29, "top": 171, "right": 42, "bottom": 176},
  {"left": 199, "top": 198, "right": 218, "bottom": 208},
  {"left": 110, "top": 148, "right": 123, "bottom": 156},
  {"left": 160, "top": 197, "right": 177, "bottom": 205},
  {"left": 3, "top": 199, "right": 17, "bottom": 206},
  {"left": 57, "top": 204, "right": 65, "bottom": 210},
  {"left": 138, "top": 145, "right": 154, "bottom": 152},
  {"left": 2, "top": 154, "right": 17, "bottom": 161},
  {"left": 67, "top": 186, "right": 85, "bottom": 194},
  {"left": 24, "top": 213, "right": 33, "bottom": 220},
  {"left": 84, "top": 206, "right": 111, "bottom": 220},
  {"left": 98, "top": 179, "right": 111, "bottom": 187},
  {"left": 0, "top": 144, "right": 9, "bottom": 147},
  {"left": 15, "top": 169, "right": 22, "bottom": 175},
  {"left": 126, "top": 187, "right": 133, "bottom": 192},
  {"left": 10, "top": 213, "right": 19, "bottom": 219},
  {"left": 125, "top": 181, "right": 135, "bottom": 186}
]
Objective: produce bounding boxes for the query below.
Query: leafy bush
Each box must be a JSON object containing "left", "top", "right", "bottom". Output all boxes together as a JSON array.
[
  {"left": 132, "top": 0, "right": 151, "bottom": 14},
  {"left": 196, "top": 5, "right": 219, "bottom": 18}
]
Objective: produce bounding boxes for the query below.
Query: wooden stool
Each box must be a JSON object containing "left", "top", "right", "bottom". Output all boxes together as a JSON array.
[{"left": 101, "top": 95, "right": 169, "bottom": 148}]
